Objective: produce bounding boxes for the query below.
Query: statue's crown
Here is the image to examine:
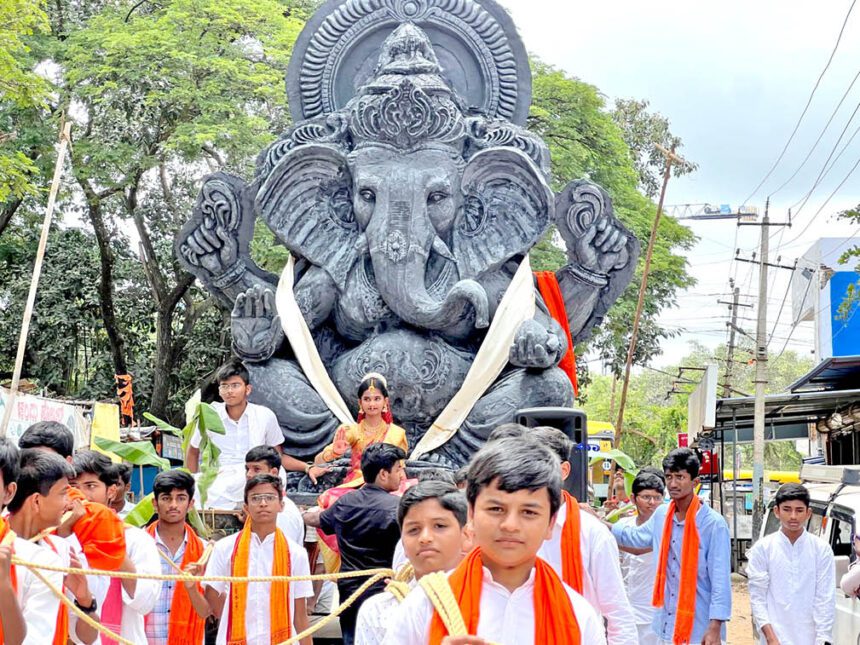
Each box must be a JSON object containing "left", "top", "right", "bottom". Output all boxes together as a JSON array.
[{"left": 349, "top": 23, "right": 465, "bottom": 151}]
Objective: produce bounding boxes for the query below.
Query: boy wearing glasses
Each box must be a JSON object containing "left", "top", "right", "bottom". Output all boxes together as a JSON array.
[
  {"left": 747, "top": 483, "right": 834, "bottom": 645},
  {"left": 616, "top": 470, "right": 666, "bottom": 645},
  {"left": 185, "top": 360, "right": 326, "bottom": 484},
  {"left": 193, "top": 474, "right": 313, "bottom": 645}
]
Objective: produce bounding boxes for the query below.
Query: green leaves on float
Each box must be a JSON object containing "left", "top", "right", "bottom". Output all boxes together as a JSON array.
[
  {"left": 124, "top": 492, "right": 156, "bottom": 528},
  {"left": 93, "top": 436, "right": 171, "bottom": 470}
]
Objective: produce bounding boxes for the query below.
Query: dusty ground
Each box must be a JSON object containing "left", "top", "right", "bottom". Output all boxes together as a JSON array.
[{"left": 728, "top": 573, "right": 755, "bottom": 645}]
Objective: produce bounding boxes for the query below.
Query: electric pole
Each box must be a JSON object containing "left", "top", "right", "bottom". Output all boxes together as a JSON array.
[
  {"left": 718, "top": 283, "right": 752, "bottom": 398},
  {"left": 751, "top": 205, "right": 769, "bottom": 542}
]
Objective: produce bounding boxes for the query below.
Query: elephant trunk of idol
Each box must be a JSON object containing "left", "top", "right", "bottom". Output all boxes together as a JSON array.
[{"left": 366, "top": 198, "right": 489, "bottom": 331}]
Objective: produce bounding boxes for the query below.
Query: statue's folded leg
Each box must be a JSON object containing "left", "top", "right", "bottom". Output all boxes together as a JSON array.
[
  {"left": 245, "top": 358, "right": 342, "bottom": 461},
  {"left": 422, "top": 367, "right": 574, "bottom": 468}
]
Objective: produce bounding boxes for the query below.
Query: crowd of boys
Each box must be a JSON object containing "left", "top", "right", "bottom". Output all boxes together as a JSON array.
[{"left": 0, "top": 359, "right": 840, "bottom": 644}]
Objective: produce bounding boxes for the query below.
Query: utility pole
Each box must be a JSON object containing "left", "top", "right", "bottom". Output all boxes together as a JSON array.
[
  {"left": 751, "top": 202, "right": 770, "bottom": 542},
  {"left": 718, "top": 282, "right": 752, "bottom": 398},
  {"left": 613, "top": 143, "right": 682, "bottom": 449}
]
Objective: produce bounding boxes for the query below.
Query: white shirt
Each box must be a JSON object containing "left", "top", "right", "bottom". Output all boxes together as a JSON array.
[
  {"left": 276, "top": 496, "right": 305, "bottom": 546},
  {"left": 205, "top": 530, "right": 313, "bottom": 645},
  {"left": 13, "top": 538, "right": 64, "bottom": 645},
  {"left": 617, "top": 515, "right": 657, "bottom": 625},
  {"left": 392, "top": 539, "right": 407, "bottom": 570},
  {"left": 108, "top": 526, "right": 162, "bottom": 643},
  {"left": 383, "top": 566, "right": 606, "bottom": 645},
  {"left": 355, "top": 580, "right": 416, "bottom": 645},
  {"left": 189, "top": 401, "right": 283, "bottom": 466},
  {"left": 117, "top": 498, "right": 136, "bottom": 519},
  {"left": 536, "top": 501, "right": 637, "bottom": 645},
  {"left": 747, "top": 529, "right": 835, "bottom": 645}
]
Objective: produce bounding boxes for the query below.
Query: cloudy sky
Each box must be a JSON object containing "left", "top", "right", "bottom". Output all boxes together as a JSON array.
[{"left": 499, "top": 0, "right": 860, "bottom": 370}]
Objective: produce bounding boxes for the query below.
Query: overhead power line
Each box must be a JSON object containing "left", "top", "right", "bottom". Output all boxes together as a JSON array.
[{"left": 741, "top": 0, "right": 857, "bottom": 205}]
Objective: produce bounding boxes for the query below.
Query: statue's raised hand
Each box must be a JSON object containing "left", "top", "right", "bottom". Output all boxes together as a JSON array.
[
  {"left": 231, "top": 285, "right": 284, "bottom": 362},
  {"left": 573, "top": 216, "right": 630, "bottom": 276},
  {"left": 509, "top": 319, "right": 561, "bottom": 369}
]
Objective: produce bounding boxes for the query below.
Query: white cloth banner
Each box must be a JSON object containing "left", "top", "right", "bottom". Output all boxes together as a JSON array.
[{"left": 0, "top": 386, "right": 88, "bottom": 447}]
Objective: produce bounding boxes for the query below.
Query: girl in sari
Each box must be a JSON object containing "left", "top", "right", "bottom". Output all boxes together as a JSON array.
[{"left": 314, "top": 373, "right": 409, "bottom": 570}]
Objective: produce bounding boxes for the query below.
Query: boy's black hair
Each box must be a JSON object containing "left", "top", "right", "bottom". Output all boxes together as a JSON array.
[
  {"left": 360, "top": 443, "right": 406, "bottom": 484},
  {"left": 8, "top": 449, "right": 75, "bottom": 513},
  {"left": 0, "top": 437, "right": 20, "bottom": 491},
  {"left": 662, "top": 448, "right": 700, "bottom": 479},
  {"left": 632, "top": 471, "right": 665, "bottom": 496},
  {"left": 72, "top": 450, "right": 121, "bottom": 487},
  {"left": 244, "top": 473, "right": 284, "bottom": 503},
  {"left": 244, "top": 445, "right": 281, "bottom": 471},
  {"left": 774, "top": 482, "right": 810, "bottom": 508},
  {"left": 18, "top": 421, "right": 74, "bottom": 458},
  {"left": 397, "top": 481, "right": 468, "bottom": 528},
  {"left": 638, "top": 465, "right": 667, "bottom": 485},
  {"left": 116, "top": 463, "right": 133, "bottom": 486},
  {"left": 530, "top": 426, "right": 573, "bottom": 464},
  {"left": 153, "top": 469, "right": 195, "bottom": 499},
  {"left": 453, "top": 466, "right": 468, "bottom": 487},
  {"left": 486, "top": 423, "right": 528, "bottom": 443},
  {"left": 417, "top": 467, "right": 457, "bottom": 486},
  {"left": 466, "top": 437, "right": 562, "bottom": 517},
  {"left": 216, "top": 359, "right": 250, "bottom": 385}
]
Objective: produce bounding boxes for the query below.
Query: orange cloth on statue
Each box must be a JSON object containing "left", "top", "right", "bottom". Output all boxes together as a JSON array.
[
  {"left": 67, "top": 487, "right": 127, "bottom": 570},
  {"left": 560, "top": 491, "right": 585, "bottom": 594},
  {"left": 146, "top": 522, "right": 206, "bottom": 645},
  {"left": 534, "top": 271, "right": 578, "bottom": 396},
  {"left": 652, "top": 495, "right": 701, "bottom": 645},
  {"left": 428, "top": 548, "right": 581, "bottom": 644},
  {"left": 0, "top": 518, "right": 18, "bottom": 644},
  {"left": 227, "top": 521, "right": 291, "bottom": 645}
]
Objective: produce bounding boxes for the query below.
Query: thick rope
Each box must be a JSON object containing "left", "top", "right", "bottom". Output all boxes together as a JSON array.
[{"left": 27, "top": 564, "right": 134, "bottom": 645}]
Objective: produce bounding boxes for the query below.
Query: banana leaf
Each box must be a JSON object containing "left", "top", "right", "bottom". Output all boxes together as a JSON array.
[
  {"left": 141, "top": 412, "right": 183, "bottom": 436},
  {"left": 93, "top": 437, "right": 171, "bottom": 470},
  {"left": 604, "top": 502, "right": 636, "bottom": 524},
  {"left": 124, "top": 492, "right": 155, "bottom": 527},
  {"left": 182, "top": 402, "right": 225, "bottom": 509},
  {"left": 588, "top": 448, "right": 637, "bottom": 473}
]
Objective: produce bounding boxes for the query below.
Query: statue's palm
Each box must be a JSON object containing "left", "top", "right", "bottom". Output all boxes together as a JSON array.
[{"left": 231, "top": 286, "right": 284, "bottom": 360}]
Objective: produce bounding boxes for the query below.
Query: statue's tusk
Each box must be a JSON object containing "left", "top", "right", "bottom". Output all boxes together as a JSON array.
[{"left": 432, "top": 236, "right": 454, "bottom": 260}]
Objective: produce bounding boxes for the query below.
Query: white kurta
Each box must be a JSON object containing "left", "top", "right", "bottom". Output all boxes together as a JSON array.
[
  {"left": 277, "top": 496, "right": 306, "bottom": 546},
  {"left": 536, "top": 501, "right": 637, "bottom": 645},
  {"left": 189, "top": 401, "right": 283, "bottom": 467},
  {"left": 747, "top": 529, "right": 835, "bottom": 645},
  {"left": 383, "top": 566, "right": 606, "bottom": 645},
  {"left": 355, "top": 580, "right": 417, "bottom": 645},
  {"left": 205, "top": 530, "right": 313, "bottom": 645},
  {"left": 111, "top": 526, "right": 162, "bottom": 644},
  {"left": 13, "top": 538, "right": 64, "bottom": 645}
]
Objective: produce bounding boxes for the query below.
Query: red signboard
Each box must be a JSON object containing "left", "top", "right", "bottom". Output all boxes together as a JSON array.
[{"left": 677, "top": 432, "right": 689, "bottom": 447}]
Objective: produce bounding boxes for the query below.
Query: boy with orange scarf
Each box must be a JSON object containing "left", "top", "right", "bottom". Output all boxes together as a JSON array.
[
  {"left": 189, "top": 474, "right": 313, "bottom": 645},
  {"left": 611, "top": 448, "right": 731, "bottom": 645},
  {"left": 7, "top": 448, "right": 99, "bottom": 644},
  {"left": 530, "top": 426, "right": 637, "bottom": 645},
  {"left": 144, "top": 470, "right": 207, "bottom": 645},
  {"left": 384, "top": 437, "right": 605, "bottom": 644}
]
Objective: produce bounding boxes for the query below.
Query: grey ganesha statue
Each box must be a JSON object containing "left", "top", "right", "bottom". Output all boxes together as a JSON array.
[{"left": 176, "top": 1, "right": 639, "bottom": 475}]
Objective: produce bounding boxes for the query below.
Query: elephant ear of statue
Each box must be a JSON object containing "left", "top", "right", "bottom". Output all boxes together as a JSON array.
[
  {"left": 454, "top": 147, "right": 554, "bottom": 280},
  {"left": 256, "top": 143, "right": 357, "bottom": 286}
]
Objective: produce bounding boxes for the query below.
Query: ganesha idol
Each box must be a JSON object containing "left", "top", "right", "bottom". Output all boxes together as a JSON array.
[{"left": 175, "top": 2, "right": 639, "bottom": 489}]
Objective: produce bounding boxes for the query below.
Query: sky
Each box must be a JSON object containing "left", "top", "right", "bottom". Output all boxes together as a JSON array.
[{"left": 499, "top": 0, "right": 860, "bottom": 371}]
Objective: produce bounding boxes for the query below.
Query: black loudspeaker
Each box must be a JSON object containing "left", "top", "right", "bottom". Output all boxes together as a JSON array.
[{"left": 515, "top": 407, "right": 589, "bottom": 502}]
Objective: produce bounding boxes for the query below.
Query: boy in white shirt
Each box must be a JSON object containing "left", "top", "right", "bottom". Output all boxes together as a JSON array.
[
  {"left": 747, "top": 483, "right": 834, "bottom": 645},
  {"left": 244, "top": 445, "right": 305, "bottom": 545},
  {"left": 384, "top": 437, "right": 606, "bottom": 644},
  {"left": 187, "top": 474, "right": 313, "bottom": 645},
  {"left": 355, "top": 480, "right": 472, "bottom": 644},
  {"left": 70, "top": 450, "right": 161, "bottom": 644}
]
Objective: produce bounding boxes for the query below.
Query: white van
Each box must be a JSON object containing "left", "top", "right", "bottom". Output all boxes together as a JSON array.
[{"left": 760, "top": 464, "right": 860, "bottom": 643}]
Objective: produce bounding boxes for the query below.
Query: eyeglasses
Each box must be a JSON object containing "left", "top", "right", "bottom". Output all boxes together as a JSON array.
[
  {"left": 218, "top": 383, "right": 245, "bottom": 392},
  {"left": 248, "top": 493, "right": 279, "bottom": 506},
  {"left": 635, "top": 494, "right": 663, "bottom": 504}
]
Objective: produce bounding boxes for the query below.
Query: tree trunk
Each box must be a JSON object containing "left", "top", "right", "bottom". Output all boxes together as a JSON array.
[
  {"left": 149, "top": 305, "right": 174, "bottom": 419},
  {"left": 81, "top": 189, "right": 128, "bottom": 376},
  {"left": 0, "top": 197, "right": 23, "bottom": 238}
]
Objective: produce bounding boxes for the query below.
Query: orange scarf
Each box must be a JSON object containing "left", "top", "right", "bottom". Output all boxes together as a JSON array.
[
  {"left": 428, "top": 548, "right": 581, "bottom": 645},
  {"left": 0, "top": 518, "right": 17, "bottom": 644},
  {"left": 560, "top": 491, "right": 584, "bottom": 594},
  {"left": 652, "top": 496, "right": 701, "bottom": 644},
  {"left": 228, "top": 521, "right": 291, "bottom": 645},
  {"left": 42, "top": 536, "right": 68, "bottom": 645},
  {"left": 146, "top": 521, "right": 205, "bottom": 645},
  {"left": 67, "top": 487, "right": 127, "bottom": 570},
  {"left": 534, "top": 271, "right": 578, "bottom": 396}
]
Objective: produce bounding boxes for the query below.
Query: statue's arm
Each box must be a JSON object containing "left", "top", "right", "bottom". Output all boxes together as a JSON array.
[
  {"left": 553, "top": 180, "right": 641, "bottom": 344},
  {"left": 175, "top": 171, "right": 278, "bottom": 310}
]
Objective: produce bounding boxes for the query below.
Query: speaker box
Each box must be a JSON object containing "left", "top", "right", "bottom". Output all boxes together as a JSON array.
[{"left": 515, "top": 407, "right": 589, "bottom": 502}]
